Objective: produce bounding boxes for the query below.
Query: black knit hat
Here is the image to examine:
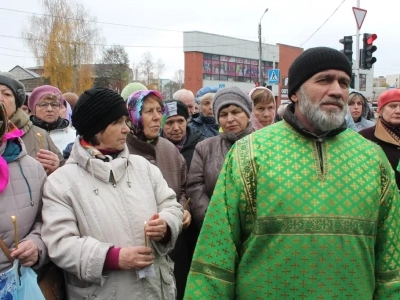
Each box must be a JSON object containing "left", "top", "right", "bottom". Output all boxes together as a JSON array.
[
  {"left": 288, "top": 47, "right": 352, "bottom": 100},
  {"left": 72, "top": 88, "right": 129, "bottom": 140},
  {"left": 163, "top": 100, "right": 189, "bottom": 120},
  {"left": 0, "top": 72, "right": 26, "bottom": 108}
]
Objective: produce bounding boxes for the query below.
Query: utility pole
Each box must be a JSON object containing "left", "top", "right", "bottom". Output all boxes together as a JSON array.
[
  {"left": 258, "top": 8, "right": 268, "bottom": 85},
  {"left": 354, "top": 0, "right": 360, "bottom": 91},
  {"left": 73, "top": 44, "right": 77, "bottom": 93}
]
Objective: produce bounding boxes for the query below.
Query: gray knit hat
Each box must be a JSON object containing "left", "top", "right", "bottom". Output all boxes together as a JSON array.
[
  {"left": 0, "top": 72, "right": 26, "bottom": 108},
  {"left": 212, "top": 87, "right": 252, "bottom": 122}
]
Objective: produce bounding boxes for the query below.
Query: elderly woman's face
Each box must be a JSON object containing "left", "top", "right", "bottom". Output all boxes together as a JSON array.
[
  {"left": 0, "top": 84, "right": 16, "bottom": 118},
  {"left": 201, "top": 98, "right": 213, "bottom": 116},
  {"left": 35, "top": 94, "right": 61, "bottom": 123},
  {"left": 379, "top": 101, "right": 400, "bottom": 126},
  {"left": 96, "top": 116, "right": 130, "bottom": 151},
  {"left": 219, "top": 105, "right": 249, "bottom": 134},
  {"left": 142, "top": 96, "right": 162, "bottom": 139}
]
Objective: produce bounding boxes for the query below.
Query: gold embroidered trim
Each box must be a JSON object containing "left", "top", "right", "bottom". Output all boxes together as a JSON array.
[
  {"left": 254, "top": 216, "right": 377, "bottom": 236},
  {"left": 190, "top": 261, "right": 235, "bottom": 284},
  {"left": 236, "top": 135, "right": 257, "bottom": 220}
]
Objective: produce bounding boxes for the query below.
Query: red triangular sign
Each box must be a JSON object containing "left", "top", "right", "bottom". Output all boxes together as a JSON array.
[{"left": 352, "top": 7, "right": 367, "bottom": 30}]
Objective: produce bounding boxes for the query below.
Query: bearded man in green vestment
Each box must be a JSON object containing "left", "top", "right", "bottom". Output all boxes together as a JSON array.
[{"left": 184, "top": 47, "right": 400, "bottom": 299}]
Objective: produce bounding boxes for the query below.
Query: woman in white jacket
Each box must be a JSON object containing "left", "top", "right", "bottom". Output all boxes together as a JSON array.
[{"left": 41, "top": 88, "right": 183, "bottom": 300}]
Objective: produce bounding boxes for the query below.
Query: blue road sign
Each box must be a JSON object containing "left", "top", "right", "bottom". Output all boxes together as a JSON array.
[
  {"left": 268, "top": 69, "right": 280, "bottom": 84},
  {"left": 218, "top": 83, "right": 225, "bottom": 89}
]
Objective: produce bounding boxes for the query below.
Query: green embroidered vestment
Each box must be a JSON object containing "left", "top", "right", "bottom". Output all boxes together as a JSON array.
[{"left": 185, "top": 121, "right": 400, "bottom": 299}]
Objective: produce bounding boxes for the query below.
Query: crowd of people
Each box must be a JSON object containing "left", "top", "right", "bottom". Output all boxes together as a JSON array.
[{"left": 0, "top": 46, "right": 399, "bottom": 300}]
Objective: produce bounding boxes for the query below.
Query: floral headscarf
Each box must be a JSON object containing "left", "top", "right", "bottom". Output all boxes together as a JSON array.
[{"left": 126, "top": 90, "right": 164, "bottom": 139}]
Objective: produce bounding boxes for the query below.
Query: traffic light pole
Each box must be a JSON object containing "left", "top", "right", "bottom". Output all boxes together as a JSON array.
[{"left": 354, "top": 0, "right": 360, "bottom": 91}]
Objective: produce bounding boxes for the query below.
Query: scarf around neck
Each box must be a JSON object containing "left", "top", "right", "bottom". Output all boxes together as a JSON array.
[
  {"left": 380, "top": 117, "right": 400, "bottom": 143},
  {"left": 220, "top": 121, "right": 254, "bottom": 146},
  {"left": 10, "top": 108, "right": 32, "bottom": 134},
  {"left": 30, "top": 115, "right": 69, "bottom": 132},
  {"left": 80, "top": 139, "right": 121, "bottom": 161}
]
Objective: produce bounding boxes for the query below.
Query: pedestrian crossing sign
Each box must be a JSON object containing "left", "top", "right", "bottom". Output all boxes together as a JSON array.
[{"left": 268, "top": 69, "right": 280, "bottom": 84}]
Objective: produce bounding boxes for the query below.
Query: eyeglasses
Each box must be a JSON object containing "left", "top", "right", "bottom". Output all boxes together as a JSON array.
[{"left": 36, "top": 102, "right": 60, "bottom": 109}]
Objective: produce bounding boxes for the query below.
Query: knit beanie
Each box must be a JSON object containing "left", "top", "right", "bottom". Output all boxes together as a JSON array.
[
  {"left": 0, "top": 72, "right": 26, "bottom": 108},
  {"left": 28, "top": 85, "right": 62, "bottom": 114},
  {"left": 196, "top": 86, "right": 219, "bottom": 98},
  {"left": 288, "top": 47, "right": 353, "bottom": 100},
  {"left": 121, "top": 82, "right": 148, "bottom": 101},
  {"left": 212, "top": 86, "right": 252, "bottom": 122},
  {"left": 163, "top": 100, "right": 189, "bottom": 120},
  {"left": 72, "top": 88, "right": 129, "bottom": 140},
  {"left": 378, "top": 89, "right": 400, "bottom": 110}
]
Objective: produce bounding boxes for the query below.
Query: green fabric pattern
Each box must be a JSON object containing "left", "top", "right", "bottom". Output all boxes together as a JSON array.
[{"left": 184, "top": 120, "right": 400, "bottom": 299}]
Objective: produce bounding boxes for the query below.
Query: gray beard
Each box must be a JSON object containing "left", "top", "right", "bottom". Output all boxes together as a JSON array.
[{"left": 298, "top": 87, "right": 348, "bottom": 132}]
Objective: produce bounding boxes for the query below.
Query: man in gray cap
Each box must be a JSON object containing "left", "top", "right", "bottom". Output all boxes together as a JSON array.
[{"left": 185, "top": 47, "right": 400, "bottom": 299}]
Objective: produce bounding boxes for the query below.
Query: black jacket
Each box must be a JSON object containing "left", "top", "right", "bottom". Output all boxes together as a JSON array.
[
  {"left": 180, "top": 126, "right": 204, "bottom": 170},
  {"left": 359, "top": 120, "right": 400, "bottom": 189}
]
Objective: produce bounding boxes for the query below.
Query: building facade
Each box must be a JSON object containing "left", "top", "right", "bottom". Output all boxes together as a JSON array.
[{"left": 183, "top": 31, "right": 303, "bottom": 104}]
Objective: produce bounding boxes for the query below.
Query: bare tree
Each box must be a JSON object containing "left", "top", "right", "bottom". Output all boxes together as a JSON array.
[
  {"left": 22, "top": 0, "right": 102, "bottom": 94},
  {"left": 131, "top": 62, "right": 140, "bottom": 81},
  {"left": 173, "top": 69, "right": 185, "bottom": 89},
  {"left": 139, "top": 51, "right": 155, "bottom": 86},
  {"left": 97, "top": 45, "right": 130, "bottom": 92},
  {"left": 156, "top": 58, "right": 165, "bottom": 80}
]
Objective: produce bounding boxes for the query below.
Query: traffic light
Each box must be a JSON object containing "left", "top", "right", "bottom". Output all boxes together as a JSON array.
[
  {"left": 361, "top": 33, "right": 377, "bottom": 69},
  {"left": 339, "top": 36, "right": 353, "bottom": 65}
]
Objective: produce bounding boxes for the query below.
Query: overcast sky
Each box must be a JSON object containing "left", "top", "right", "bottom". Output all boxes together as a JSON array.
[{"left": 0, "top": 0, "right": 399, "bottom": 79}]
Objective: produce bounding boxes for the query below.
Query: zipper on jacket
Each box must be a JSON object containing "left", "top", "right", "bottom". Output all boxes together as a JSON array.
[{"left": 109, "top": 170, "right": 116, "bottom": 187}]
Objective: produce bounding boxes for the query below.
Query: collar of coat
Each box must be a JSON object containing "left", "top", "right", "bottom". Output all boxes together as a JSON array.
[
  {"left": 374, "top": 118, "right": 400, "bottom": 146},
  {"left": 9, "top": 108, "right": 32, "bottom": 134},
  {"left": 283, "top": 102, "right": 347, "bottom": 141},
  {"left": 68, "top": 137, "right": 130, "bottom": 184}
]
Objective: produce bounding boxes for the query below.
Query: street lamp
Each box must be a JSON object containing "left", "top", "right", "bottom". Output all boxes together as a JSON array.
[{"left": 258, "top": 8, "right": 269, "bottom": 85}]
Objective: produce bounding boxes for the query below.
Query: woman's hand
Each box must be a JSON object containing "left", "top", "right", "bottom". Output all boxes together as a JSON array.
[
  {"left": 118, "top": 246, "right": 153, "bottom": 270},
  {"left": 182, "top": 210, "right": 191, "bottom": 229},
  {"left": 10, "top": 240, "right": 38, "bottom": 267},
  {"left": 146, "top": 213, "right": 168, "bottom": 242},
  {"left": 36, "top": 149, "right": 60, "bottom": 175}
]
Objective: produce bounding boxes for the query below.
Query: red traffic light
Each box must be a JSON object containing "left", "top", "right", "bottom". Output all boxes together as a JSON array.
[{"left": 366, "top": 34, "right": 377, "bottom": 45}]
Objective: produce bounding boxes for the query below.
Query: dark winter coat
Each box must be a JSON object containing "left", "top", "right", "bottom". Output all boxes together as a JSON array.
[
  {"left": 186, "top": 122, "right": 254, "bottom": 230},
  {"left": 180, "top": 127, "right": 204, "bottom": 170},
  {"left": 188, "top": 114, "right": 219, "bottom": 138},
  {"left": 359, "top": 118, "right": 400, "bottom": 189}
]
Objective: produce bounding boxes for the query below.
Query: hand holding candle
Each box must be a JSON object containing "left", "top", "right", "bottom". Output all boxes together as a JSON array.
[{"left": 145, "top": 214, "right": 168, "bottom": 242}]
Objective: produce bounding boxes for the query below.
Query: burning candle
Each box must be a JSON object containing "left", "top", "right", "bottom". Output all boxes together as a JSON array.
[
  {"left": 144, "top": 221, "right": 148, "bottom": 247},
  {"left": 36, "top": 133, "right": 43, "bottom": 149},
  {"left": 184, "top": 198, "right": 191, "bottom": 210}
]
